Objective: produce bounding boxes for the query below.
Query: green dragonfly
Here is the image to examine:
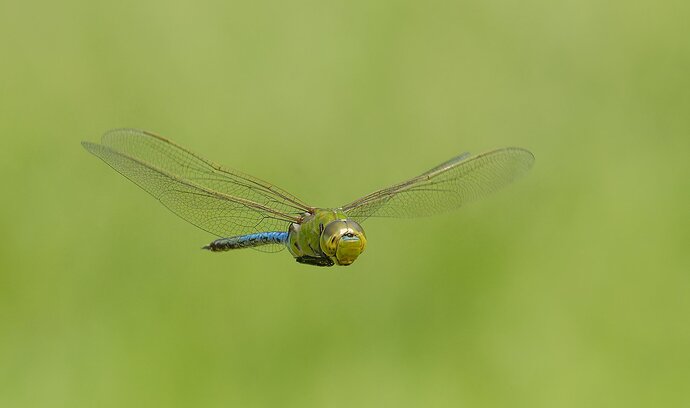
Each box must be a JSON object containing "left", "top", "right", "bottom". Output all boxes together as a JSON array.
[{"left": 82, "top": 129, "right": 534, "bottom": 266}]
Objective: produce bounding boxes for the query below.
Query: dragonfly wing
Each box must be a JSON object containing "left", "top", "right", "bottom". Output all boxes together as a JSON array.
[
  {"left": 342, "top": 148, "right": 534, "bottom": 222},
  {"left": 83, "top": 129, "right": 311, "bottom": 252}
]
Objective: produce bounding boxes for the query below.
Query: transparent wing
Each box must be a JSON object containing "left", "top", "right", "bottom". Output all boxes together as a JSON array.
[
  {"left": 82, "top": 129, "right": 313, "bottom": 252},
  {"left": 342, "top": 148, "right": 534, "bottom": 222}
]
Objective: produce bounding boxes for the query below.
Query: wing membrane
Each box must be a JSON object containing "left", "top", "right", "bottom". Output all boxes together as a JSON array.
[
  {"left": 83, "top": 129, "right": 312, "bottom": 252},
  {"left": 342, "top": 148, "right": 534, "bottom": 221}
]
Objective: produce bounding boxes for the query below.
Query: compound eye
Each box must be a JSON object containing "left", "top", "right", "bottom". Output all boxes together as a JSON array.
[
  {"left": 346, "top": 220, "right": 366, "bottom": 238},
  {"left": 320, "top": 220, "right": 349, "bottom": 257}
]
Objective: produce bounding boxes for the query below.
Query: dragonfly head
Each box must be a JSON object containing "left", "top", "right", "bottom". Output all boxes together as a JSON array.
[{"left": 320, "top": 219, "right": 367, "bottom": 266}]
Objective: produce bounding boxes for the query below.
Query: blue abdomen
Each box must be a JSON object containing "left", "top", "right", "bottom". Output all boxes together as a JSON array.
[{"left": 204, "top": 232, "right": 288, "bottom": 252}]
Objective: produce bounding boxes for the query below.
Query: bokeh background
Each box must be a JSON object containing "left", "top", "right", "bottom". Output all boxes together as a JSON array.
[{"left": 1, "top": 0, "right": 688, "bottom": 407}]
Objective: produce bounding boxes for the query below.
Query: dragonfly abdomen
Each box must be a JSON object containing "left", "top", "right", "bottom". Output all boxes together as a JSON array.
[{"left": 203, "top": 232, "right": 288, "bottom": 252}]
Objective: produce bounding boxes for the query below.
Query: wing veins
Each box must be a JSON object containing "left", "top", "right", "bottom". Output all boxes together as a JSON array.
[
  {"left": 94, "top": 143, "right": 301, "bottom": 224},
  {"left": 140, "top": 130, "right": 311, "bottom": 213},
  {"left": 341, "top": 147, "right": 534, "bottom": 220}
]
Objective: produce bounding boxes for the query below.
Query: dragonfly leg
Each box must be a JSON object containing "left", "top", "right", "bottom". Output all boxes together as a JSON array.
[{"left": 295, "top": 256, "right": 334, "bottom": 267}]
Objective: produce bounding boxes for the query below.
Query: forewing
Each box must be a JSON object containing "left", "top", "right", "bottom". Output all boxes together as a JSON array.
[
  {"left": 83, "top": 129, "right": 310, "bottom": 252},
  {"left": 342, "top": 148, "right": 534, "bottom": 222}
]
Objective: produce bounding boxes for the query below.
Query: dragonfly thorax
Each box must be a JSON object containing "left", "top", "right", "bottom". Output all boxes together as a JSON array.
[{"left": 287, "top": 209, "right": 366, "bottom": 266}]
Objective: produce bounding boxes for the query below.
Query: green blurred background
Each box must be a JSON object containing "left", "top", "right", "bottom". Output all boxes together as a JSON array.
[{"left": 1, "top": 0, "right": 688, "bottom": 406}]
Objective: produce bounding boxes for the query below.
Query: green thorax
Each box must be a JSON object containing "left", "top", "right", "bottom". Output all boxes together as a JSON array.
[
  {"left": 287, "top": 209, "right": 347, "bottom": 258},
  {"left": 287, "top": 209, "right": 366, "bottom": 266}
]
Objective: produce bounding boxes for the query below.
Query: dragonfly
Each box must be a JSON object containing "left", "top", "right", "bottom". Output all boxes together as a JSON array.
[{"left": 82, "top": 129, "right": 534, "bottom": 266}]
